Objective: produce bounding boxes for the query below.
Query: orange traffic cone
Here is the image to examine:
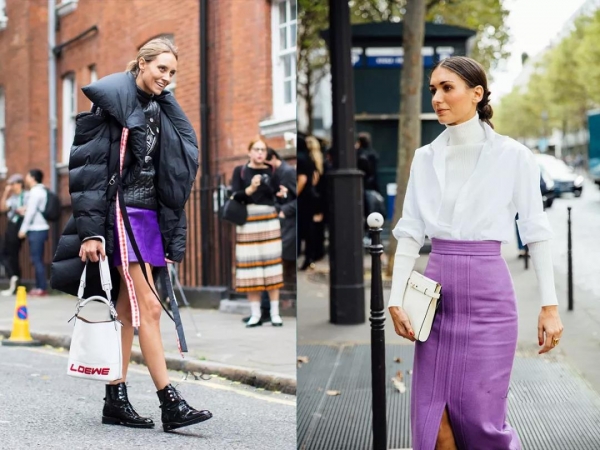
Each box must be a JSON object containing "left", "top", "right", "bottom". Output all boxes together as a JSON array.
[{"left": 2, "top": 286, "right": 41, "bottom": 347}]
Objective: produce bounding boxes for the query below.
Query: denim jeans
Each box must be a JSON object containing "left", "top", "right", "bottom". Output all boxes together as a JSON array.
[{"left": 28, "top": 230, "right": 48, "bottom": 290}]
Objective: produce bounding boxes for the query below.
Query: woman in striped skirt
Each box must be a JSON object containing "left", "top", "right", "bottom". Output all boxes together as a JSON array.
[{"left": 231, "top": 137, "right": 288, "bottom": 327}]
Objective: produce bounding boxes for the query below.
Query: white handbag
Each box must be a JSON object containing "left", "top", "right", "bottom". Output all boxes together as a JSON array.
[
  {"left": 67, "top": 238, "right": 123, "bottom": 382},
  {"left": 402, "top": 271, "right": 442, "bottom": 342}
]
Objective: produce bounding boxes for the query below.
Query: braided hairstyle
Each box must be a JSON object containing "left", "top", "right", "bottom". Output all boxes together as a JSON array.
[{"left": 432, "top": 56, "right": 494, "bottom": 129}]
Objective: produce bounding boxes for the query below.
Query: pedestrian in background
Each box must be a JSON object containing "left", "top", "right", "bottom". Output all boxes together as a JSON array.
[
  {"left": 356, "top": 131, "right": 380, "bottom": 192},
  {"left": 242, "top": 148, "right": 297, "bottom": 324},
  {"left": 230, "top": 137, "right": 288, "bottom": 328},
  {"left": 267, "top": 147, "right": 297, "bottom": 289},
  {"left": 0, "top": 174, "right": 28, "bottom": 296},
  {"left": 51, "top": 37, "right": 211, "bottom": 432},
  {"left": 388, "top": 56, "right": 563, "bottom": 449},
  {"left": 298, "top": 135, "right": 325, "bottom": 270},
  {"left": 18, "top": 169, "right": 49, "bottom": 297}
]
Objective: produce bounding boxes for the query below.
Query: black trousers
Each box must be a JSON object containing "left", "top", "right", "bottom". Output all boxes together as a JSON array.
[{"left": 1, "top": 220, "right": 23, "bottom": 279}]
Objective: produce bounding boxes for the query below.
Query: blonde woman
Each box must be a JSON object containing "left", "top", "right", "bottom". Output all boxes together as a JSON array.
[
  {"left": 298, "top": 136, "right": 325, "bottom": 270},
  {"left": 52, "top": 37, "right": 212, "bottom": 432}
]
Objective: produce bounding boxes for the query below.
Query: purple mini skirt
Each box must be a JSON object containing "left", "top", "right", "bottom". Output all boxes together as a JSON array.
[{"left": 113, "top": 206, "right": 166, "bottom": 267}]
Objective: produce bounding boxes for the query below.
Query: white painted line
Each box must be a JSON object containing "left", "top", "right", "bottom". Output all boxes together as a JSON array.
[{"left": 22, "top": 347, "right": 296, "bottom": 407}]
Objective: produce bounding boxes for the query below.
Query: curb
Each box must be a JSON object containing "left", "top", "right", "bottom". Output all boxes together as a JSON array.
[{"left": 0, "top": 329, "right": 296, "bottom": 395}]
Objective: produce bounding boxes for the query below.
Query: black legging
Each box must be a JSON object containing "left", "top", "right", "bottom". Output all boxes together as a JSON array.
[{"left": 1, "top": 220, "right": 23, "bottom": 279}]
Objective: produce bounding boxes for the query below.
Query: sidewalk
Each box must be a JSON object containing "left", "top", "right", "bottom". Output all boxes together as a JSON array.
[
  {"left": 0, "top": 294, "right": 296, "bottom": 393},
  {"left": 297, "top": 240, "right": 600, "bottom": 449}
]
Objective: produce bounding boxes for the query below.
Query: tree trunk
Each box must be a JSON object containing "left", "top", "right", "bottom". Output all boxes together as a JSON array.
[
  {"left": 306, "top": 64, "right": 315, "bottom": 135},
  {"left": 386, "top": 0, "right": 426, "bottom": 275}
]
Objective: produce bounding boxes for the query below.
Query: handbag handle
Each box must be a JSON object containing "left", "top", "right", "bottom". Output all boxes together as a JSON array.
[
  {"left": 78, "top": 236, "right": 112, "bottom": 302},
  {"left": 75, "top": 295, "right": 119, "bottom": 321}
]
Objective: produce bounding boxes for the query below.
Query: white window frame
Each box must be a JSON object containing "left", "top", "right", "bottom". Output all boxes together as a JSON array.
[
  {"left": 89, "top": 64, "right": 97, "bottom": 84},
  {"left": 62, "top": 73, "right": 77, "bottom": 164},
  {"left": 0, "top": 0, "right": 7, "bottom": 31},
  {"left": 89, "top": 64, "right": 97, "bottom": 107},
  {"left": 0, "top": 87, "right": 6, "bottom": 174},
  {"left": 270, "top": 0, "right": 297, "bottom": 121}
]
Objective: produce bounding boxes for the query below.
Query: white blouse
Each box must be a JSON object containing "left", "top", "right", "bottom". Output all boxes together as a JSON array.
[{"left": 393, "top": 121, "right": 554, "bottom": 246}]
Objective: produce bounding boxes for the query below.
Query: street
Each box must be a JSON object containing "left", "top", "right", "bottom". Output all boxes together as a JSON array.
[
  {"left": 0, "top": 345, "right": 296, "bottom": 450},
  {"left": 296, "top": 177, "right": 600, "bottom": 449},
  {"left": 546, "top": 179, "right": 600, "bottom": 300}
]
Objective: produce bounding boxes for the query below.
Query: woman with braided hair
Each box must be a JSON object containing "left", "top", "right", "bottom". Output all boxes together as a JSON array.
[{"left": 387, "top": 56, "right": 563, "bottom": 449}]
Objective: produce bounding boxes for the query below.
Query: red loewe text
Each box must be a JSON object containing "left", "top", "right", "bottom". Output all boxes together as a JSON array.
[{"left": 69, "top": 364, "right": 110, "bottom": 376}]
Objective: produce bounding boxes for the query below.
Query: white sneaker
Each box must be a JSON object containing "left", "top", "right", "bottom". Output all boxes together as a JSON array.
[
  {"left": 270, "top": 314, "right": 283, "bottom": 327},
  {"left": 246, "top": 315, "right": 263, "bottom": 328},
  {"left": 1, "top": 276, "right": 17, "bottom": 296}
]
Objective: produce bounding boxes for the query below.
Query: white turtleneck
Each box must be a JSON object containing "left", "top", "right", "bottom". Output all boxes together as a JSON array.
[
  {"left": 388, "top": 112, "right": 558, "bottom": 309},
  {"left": 438, "top": 112, "right": 486, "bottom": 226}
]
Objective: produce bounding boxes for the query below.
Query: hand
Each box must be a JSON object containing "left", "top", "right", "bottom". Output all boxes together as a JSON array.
[
  {"left": 79, "top": 239, "right": 106, "bottom": 263},
  {"left": 389, "top": 306, "right": 416, "bottom": 342},
  {"left": 165, "top": 258, "right": 176, "bottom": 264},
  {"left": 246, "top": 175, "right": 262, "bottom": 195},
  {"left": 16, "top": 206, "right": 26, "bottom": 215},
  {"left": 18, "top": 231, "right": 26, "bottom": 240},
  {"left": 313, "top": 213, "right": 324, "bottom": 223},
  {"left": 538, "top": 305, "right": 564, "bottom": 354},
  {"left": 276, "top": 185, "right": 288, "bottom": 198},
  {"left": 251, "top": 175, "right": 262, "bottom": 187},
  {"left": 4, "top": 184, "right": 12, "bottom": 195},
  {"left": 278, "top": 211, "right": 285, "bottom": 219}
]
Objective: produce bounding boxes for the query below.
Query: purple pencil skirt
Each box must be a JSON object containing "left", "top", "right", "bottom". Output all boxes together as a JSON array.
[
  {"left": 411, "top": 238, "right": 521, "bottom": 450},
  {"left": 113, "top": 206, "right": 166, "bottom": 268}
]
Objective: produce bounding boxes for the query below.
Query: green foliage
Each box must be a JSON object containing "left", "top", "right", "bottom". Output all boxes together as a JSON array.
[
  {"left": 297, "top": 0, "right": 511, "bottom": 132},
  {"left": 425, "top": 0, "right": 510, "bottom": 72},
  {"left": 347, "top": 0, "right": 510, "bottom": 71},
  {"left": 496, "top": 12, "right": 596, "bottom": 139},
  {"left": 297, "top": 0, "right": 329, "bottom": 94}
]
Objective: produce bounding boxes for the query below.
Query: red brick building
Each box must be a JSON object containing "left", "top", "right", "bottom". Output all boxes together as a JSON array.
[{"left": 0, "top": 0, "right": 297, "bottom": 288}]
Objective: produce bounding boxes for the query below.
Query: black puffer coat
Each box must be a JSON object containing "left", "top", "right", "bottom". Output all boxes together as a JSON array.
[{"left": 51, "top": 72, "right": 198, "bottom": 299}]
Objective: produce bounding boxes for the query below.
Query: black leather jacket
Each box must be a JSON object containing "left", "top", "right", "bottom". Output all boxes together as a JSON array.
[{"left": 123, "top": 88, "right": 161, "bottom": 210}]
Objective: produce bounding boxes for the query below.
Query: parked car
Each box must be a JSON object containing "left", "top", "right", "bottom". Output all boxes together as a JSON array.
[
  {"left": 540, "top": 166, "right": 555, "bottom": 208},
  {"left": 535, "top": 154, "right": 583, "bottom": 197},
  {"left": 589, "top": 157, "right": 600, "bottom": 189}
]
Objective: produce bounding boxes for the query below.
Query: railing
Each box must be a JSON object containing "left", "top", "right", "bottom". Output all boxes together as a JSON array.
[
  {"left": 0, "top": 179, "right": 237, "bottom": 292},
  {"left": 180, "top": 175, "right": 236, "bottom": 290}
]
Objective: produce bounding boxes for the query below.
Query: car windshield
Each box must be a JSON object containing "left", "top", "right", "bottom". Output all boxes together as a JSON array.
[{"left": 537, "top": 157, "right": 572, "bottom": 178}]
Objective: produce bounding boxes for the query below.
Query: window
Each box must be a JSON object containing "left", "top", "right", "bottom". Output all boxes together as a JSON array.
[
  {"left": 89, "top": 65, "right": 97, "bottom": 107},
  {"left": 62, "top": 73, "right": 77, "bottom": 163},
  {"left": 89, "top": 64, "right": 97, "bottom": 83},
  {"left": 272, "top": 0, "right": 297, "bottom": 119},
  {"left": 0, "top": 87, "right": 6, "bottom": 172},
  {"left": 0, "top": 0, "right": 7, "bottom": 30}
]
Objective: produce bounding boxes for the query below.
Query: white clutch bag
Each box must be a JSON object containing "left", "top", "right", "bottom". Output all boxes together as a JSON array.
[{"left": 402, "top": 271, "right": 442, "bottom": 342}]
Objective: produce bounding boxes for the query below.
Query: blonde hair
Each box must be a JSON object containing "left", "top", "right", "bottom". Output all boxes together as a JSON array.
[
  {"left": 126, "top": 37, "right": 179, "bottom": 76},
  {"left": 306, "top": 136, "right": 324, "bottom": 175}
]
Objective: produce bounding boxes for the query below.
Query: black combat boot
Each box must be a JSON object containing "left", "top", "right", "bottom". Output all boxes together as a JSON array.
[
  {"left": 157, "top": 384, "right": 213, "bottom": 432},
  {"left": 102, "top": 383, "right": 154, "bottom": 428}
]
